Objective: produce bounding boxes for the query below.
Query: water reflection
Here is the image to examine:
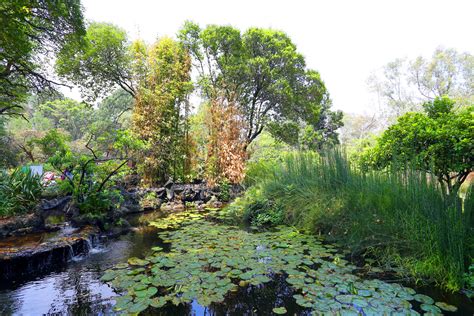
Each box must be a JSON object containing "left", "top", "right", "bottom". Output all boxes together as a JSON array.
[{"left": 0, "top": 223, "right": 160, "bottom": 316}]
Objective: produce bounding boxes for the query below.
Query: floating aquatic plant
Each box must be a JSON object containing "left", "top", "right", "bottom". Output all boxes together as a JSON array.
[{"left": 101, "top": 211, "right": 444, "bottom": 315}]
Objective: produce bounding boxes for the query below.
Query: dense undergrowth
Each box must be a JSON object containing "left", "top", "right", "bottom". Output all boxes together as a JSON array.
[{"left": 225, "top": 151, "right": 474, "bottom": 291}]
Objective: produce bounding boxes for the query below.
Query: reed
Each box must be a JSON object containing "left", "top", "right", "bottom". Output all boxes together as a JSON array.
[{"left": 238, "top": 150, "right": 473, "bottom": 290}]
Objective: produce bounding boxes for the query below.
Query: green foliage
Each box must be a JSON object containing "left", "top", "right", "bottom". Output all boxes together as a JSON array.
[
  {"left": 0, "top": 118, "right": 19, "bottom": 167},
  {"left": 36, "top": 99, "right": 93, "bottom": 140},
  {"left": 78, "top": 189, "right": 123, "bottom": 218},
  {"left": 0, "top": 168, "right": 43, "bottom": 217},
  {"left": 240, "top": 188, "right": 285, "bottom": 227},
  {"left": 48, "top": 147, "right": 128, "bottom": 216},
  {"left": 464, "top": 263, "right": 474, "bottom": 294},
  {"left": 0, "top": 0, "right": 85, "bottom": 116},
  {"left": 34, "top": 129, "right": 70, "bottom": 158},
  {"left": 178, "top": 21, "right": 342, "bottom": 147},
  {"left": 216, "top": 180, "right": 231, "bottom": 202},
  {"left": 132, "top": 37, "right": 193, "bottom": 185},
  {"left": 56, "top": 22, "right": 135, "bottom": 101},
  {"left": 360, "top": 96, "right": 473, "bottom": 194},
  {"left": 229, "top": 150, "right": 473, "bottom": 290}
]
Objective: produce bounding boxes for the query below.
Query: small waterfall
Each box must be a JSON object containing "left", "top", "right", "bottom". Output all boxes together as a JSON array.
[
  {"left": 87, "top": 235, "right": 105, "bottom": 254},
  {"left": 84, "top": 237, "right": 93, "bottom": 252},
  {"left": 66, "top": 243, "right": 75, "bottom": 261}
]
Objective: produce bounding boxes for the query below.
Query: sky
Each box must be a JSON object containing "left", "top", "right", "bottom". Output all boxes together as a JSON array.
[{"left": 76, "top": 0, "right": 474, "bottom": 114}]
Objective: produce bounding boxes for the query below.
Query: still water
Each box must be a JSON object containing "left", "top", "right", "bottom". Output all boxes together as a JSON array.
[{"left": 0, "top": 212, "right": 472, "bottom": 315}]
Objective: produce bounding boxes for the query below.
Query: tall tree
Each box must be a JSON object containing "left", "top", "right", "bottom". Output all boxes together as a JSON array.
[
  {"left": 368, "top": 47, "right": 474, "bottom": 118},
  {"left": 0, "top": 0, "right": 85, "bottom": 116},
  {"left": 132, "top": 37, "right": 192, "bottom": 185},
  {"left": 178, "top": 22, "right": 342, "bottom": 148},
  {"left": 56, "top": 22, "right": 135, "bottom": 101}
]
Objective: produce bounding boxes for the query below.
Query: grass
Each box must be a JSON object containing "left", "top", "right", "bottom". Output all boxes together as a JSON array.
[{"left": 228, "top": 150, "right": 474, "bottom": 291}]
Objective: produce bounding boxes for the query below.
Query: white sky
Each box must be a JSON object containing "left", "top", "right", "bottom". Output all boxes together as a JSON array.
[{"left": 76, "top": 0, "right": 474, "bottom": 114}]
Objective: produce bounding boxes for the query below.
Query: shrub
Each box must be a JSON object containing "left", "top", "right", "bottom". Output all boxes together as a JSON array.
[{"left": 0, "top": 168, "right": 43, "bottom": 217}]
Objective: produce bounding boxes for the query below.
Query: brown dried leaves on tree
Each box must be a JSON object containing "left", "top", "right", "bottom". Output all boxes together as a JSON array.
[{"left": 205, "top": 94, "right": 247, "bottom": 186}]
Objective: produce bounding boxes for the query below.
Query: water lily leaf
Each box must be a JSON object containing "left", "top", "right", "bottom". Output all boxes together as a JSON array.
[
  {"left": 352, "top": 298, "right": 369, "bottom": 308},
  {"left": 128, "top": 301, "right": 149, "bottom": 313},
  {"left": 100, "top": 271, "right": 117, "bottom": 282},
  {"left": 335, "top": 294, "right": 354, "bottom": 304},
  {"left": 114, "top": 263, "right": 129, "bottom": 269},
  {"left": 128, "top": 257, "right": 149, "bottom": 266},
  {"left": 135, "top": 286, "right": 158, "bottom": 298},
  {"left": 435, "top": 302, "right": 457, "bottom": 312},
  {"left": 151, "top": 246, "right": 163, "bottom": 252},
  {"left": 272, "top": 306, "right": 287, "bottom": 314},
  {"left": 127, "top": 268, "right": 145, "bottom": 275},
  {"left": 420, "top": 303, "right": 442, "bottom": 314},
  {"left": 357, "top": 289, "right": 372, "bottom": 297},
  {"left": 133, "top": 283, "right": 148, "bottom": 291},
  {"left": 414, "top": 294, "right": 434, "bottom": 305},
  {"left": 197, "top": 296, "right": 212, "bottom": 306},
  {"left": 114, "top": 295, "right": 132, "bottom": 310},
  {"left": 150, "top": 297, "right": 166, "bottom": 308}
]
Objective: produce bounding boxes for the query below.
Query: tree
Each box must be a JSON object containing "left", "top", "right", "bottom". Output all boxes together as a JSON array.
[
  {"left": 0, "top": 0, "right": 85, "bottom": 116},
  {"left": 205, "top": 94, "right": 247, "bottom": 185},
  {"left": 368, "top": 48, "right": 474, "bottom": 118},
  {"left": 132, "top": 37, "right": 193, "bottom": 185},
  {"left": 88, "top": 89, "right": 134, "bottom": 156},
  {"left": 56, "top": 22, "right": 136, "bottom": 101},
  {"left": 37, "top": 99, "right": 92, "bottom": 140},
  {"left": 0, "top": 118, "right": 19, "bottom": 167},
  {"left": 361, "top": 96, "right": 473, "bottom": 195},
  {"left": 339, "top": 113, "right": 379, "bottom": 145},
  {"left": 178, "top": 22, "right": 342, "bottom": 148}
]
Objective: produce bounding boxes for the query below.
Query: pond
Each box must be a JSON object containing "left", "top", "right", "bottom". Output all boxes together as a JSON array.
[{"left": 0, "top": 210, "right": 472, "bottom": 315}]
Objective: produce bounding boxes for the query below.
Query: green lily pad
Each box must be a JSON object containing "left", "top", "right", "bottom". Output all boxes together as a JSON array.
[
  {"left": 100, "top": 271, "right": 117, "bottom": 282},
  {"left": 414, "top": 294, "right": 434, "bottom": 305},
  {"left": 420, "top": 303, "right": 442, "bottom": 314},
  {"left": 128, "top": 301, "right": 149, "bottom": 313},
  {"left": 150, "top": 296, "right": 167, "bottom": 308},
  {"left": 435, "top": 302, "right": 457, "bottom": 312},
  {"left": 128, "top": 257, "right": 149, "bottom": 266},
  {"left": 273, "top": 306, "right": 287, "bottom": 314}
]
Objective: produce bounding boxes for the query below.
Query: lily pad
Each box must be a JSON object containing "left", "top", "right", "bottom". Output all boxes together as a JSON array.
[
  {"left": 420, "top": 303, "right": 442, "bottom": 314},
  {"left": 414, "top": 294, "right": 434, "bottom": 305},
  {"left": 128, "top": 257, "right": 149, "bottom": 266},
  {"left": 435, "top": 302, "right": 457, "bottom": 312},
  {"left": 272, "top": 306, "right": 287, "bottom": 314}
]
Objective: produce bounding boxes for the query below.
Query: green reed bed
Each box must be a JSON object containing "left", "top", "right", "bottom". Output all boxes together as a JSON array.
[{"left": 229, "top": 151, "right": 473, "bottom": 290}]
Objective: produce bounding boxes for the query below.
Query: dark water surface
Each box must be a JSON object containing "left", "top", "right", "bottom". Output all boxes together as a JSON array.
[{"left": 0, "top": 211, "right": 472, "bottom": 315}]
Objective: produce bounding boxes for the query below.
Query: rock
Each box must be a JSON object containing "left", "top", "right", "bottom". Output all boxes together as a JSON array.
[
  {"left": 0, "top": 213, "right": 44, "bottom": 238},
  {"left": 155, "top": 187, "right": 166, "bottom": 199},
  {"left": 40, "top": 196, "right": 72, "bottom": 211},
  {"left": 0, "top": 226, "right": 99, "bottom": 282},
  {"left": 163, "top": 178, "right": 174, "bottom": 189},
  {"left": 166, "top": 187, "right": 174, "bottom": 200}
]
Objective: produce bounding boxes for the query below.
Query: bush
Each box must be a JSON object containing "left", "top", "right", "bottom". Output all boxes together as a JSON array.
[
  {"left": 48, "top": 149, "right": 128, "bottom": 218},
  {"left": 78, "top": 189, "right": 123, "bottom": 217},
  {"left": 230, "top": 150, "right": 473, "bottom": 290},
  {"left": 0, "top": 168, "right": 43, "bottom": 217}
]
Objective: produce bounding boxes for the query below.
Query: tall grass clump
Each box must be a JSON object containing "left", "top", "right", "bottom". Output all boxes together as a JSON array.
[{"left": 230, "top": 150, "right": 473, "bottom": 290}]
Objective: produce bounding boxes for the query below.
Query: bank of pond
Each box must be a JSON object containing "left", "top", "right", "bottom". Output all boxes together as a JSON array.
[{"left": 0, "top": 209, "right": 472, "bottom": 315}]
